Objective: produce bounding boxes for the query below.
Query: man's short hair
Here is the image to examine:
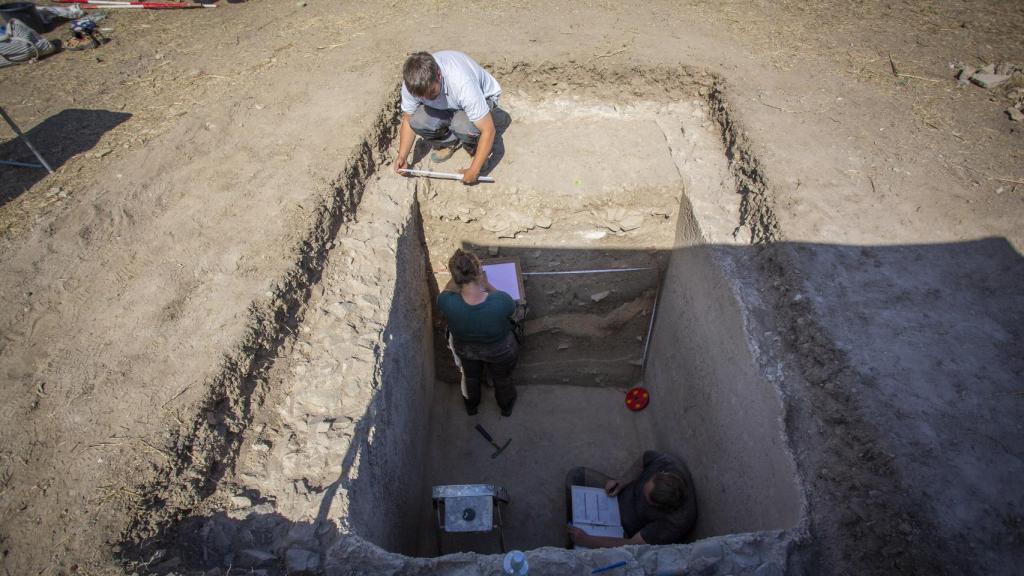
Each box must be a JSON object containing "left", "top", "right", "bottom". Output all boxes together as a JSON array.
[
  {"left": 403, "top": 52, "right": 439, "bottom": 98},
  {"left": 649, "top": 472, "right": 686, "bottom": 510}
]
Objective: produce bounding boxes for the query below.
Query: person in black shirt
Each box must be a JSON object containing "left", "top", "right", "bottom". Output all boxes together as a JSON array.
[{"left": 566, "top": 451, "right": 697, "bottom": 547}]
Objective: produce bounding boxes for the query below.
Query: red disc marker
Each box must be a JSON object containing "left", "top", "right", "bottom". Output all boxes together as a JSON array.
[{"left": 625, "top": 387, "right": 650, "bottom": 411}]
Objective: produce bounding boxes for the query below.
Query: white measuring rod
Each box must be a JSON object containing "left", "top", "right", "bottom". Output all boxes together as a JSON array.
[{"left": 398, "top": 168, "right": 495, "bottom": 183}]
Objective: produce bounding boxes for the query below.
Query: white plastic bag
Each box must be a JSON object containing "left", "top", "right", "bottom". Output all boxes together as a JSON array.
[{"left": 37, "top": 5, "right": 86, "bottom": 24}]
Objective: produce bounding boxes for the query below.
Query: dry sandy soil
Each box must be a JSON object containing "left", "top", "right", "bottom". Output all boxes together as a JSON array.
[{"left": 1, "top": 1, "right": 1022, "bottom": 575}]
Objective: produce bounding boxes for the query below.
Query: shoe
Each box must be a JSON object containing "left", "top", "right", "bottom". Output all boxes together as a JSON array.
[
  {"left": 430, "top": 144, "right": 460, "bottom": 163},
  {"left": 65, "top": 33, "right": 100, "bottom": 51},
  {"left": 465, "top": 403, "right": 479, "bottom": 416},
  {"left": 500, "top": 395, "right": 516, "bottom": 417}
]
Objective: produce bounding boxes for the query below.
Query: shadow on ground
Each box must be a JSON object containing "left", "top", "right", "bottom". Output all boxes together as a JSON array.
[
  {"left": 122, "top": 237, "right": 1024, "bottom": 576},
  {"left": 0, "top": 108, "right": 131, "bottom": 207}
]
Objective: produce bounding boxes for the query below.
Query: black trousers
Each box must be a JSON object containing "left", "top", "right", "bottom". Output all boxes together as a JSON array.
[{"left": 454, "top": 332, "right": 519, "bottom": 412}]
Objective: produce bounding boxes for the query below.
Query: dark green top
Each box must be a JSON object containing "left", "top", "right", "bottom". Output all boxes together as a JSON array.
[{"left": 438, "top": 290, "right": 515, "bottom": 345}]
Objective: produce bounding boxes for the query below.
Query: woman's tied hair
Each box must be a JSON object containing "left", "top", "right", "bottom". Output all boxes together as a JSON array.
[
  {"left": 448, "top": 249, "right": 482, "bottom": 286},
  {"left": 403, "top": 52, "right": 440, "bottom": 98}
]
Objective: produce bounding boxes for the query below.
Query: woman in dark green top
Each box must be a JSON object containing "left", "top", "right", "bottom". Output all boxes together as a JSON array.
[{"left": 438, "top": 249, "right": 520, "bottom": 416}]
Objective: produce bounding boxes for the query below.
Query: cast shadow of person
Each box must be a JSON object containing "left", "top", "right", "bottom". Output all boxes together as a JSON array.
[{"left": 481, "top": 105, "right": 512, "bottom": 176}]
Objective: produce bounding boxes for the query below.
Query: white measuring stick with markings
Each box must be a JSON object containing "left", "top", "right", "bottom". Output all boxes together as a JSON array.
[{"left": 398, "top": 168, "right": 495, "bottom": 183}]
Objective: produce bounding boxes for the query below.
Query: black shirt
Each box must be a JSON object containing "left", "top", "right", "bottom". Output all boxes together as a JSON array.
[{"left": 618, "top": 451, "right": 698, "bottom": 544}]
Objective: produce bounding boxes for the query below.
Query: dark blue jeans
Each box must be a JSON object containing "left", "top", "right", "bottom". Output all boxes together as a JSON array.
[{"left": 408, "top": 99, "right": 498, "bottom": 151}]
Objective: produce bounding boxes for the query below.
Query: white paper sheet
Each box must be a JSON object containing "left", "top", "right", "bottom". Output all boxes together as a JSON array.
[
  {"left": 571, "top": 486, "right": 623, "bottom": 527},
  {"left": 571, "top": 486, "right": 624, "bottom": 545},
  {"left": 482, "top": 262, "right": 521, "bottom": 300}
]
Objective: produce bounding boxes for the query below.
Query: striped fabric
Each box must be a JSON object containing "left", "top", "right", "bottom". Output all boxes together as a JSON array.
[{"left": 0, "top": 19, "right": 56, "bottom": 68}]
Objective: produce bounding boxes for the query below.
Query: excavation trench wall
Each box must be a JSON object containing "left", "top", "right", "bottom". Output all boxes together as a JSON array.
[
  {"left": 120, "top": 90, "right": 404, "bottom": 555},
  {"left": 646, "top": 201, "right": 801, "bottom": 538},
  {"left": 333, "top": 193, "right": 436, "bottom": 554},
  {"left": 136, "top": 64, "right": 804, "bottom": 576}
]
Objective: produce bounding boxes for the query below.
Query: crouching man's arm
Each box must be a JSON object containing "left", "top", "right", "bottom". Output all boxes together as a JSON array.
[
  {"left": 460, "top": 112, "right": 495, "bottom": 185},
  {"left": 393, "top": 113, "right": 416, "bottom": 175}
]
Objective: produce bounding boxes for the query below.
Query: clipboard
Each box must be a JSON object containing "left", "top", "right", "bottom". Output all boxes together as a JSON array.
[{"left": 481, "top": 257, "right": 525, "bottom": 302}]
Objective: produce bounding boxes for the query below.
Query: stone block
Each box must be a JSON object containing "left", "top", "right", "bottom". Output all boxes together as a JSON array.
[
  {"left": 754, "top": 561, "right": 784, "bottom": 576},
  {"left": 971, "top": 73, "right": 1011, "bottom": 89},
  {"left": 285, "top": 548, "right": 321, "bottom": 574},
  {"left": 731, "top": 551, "right": 763, "bottom": 570},
  {"left": 252, "top": 502, "right": 276, "bottom": 516},
  {"left": 691, "top": 539, "right": 724, "bottom": 562},
  {"left": 237, "top": 548, "right": 276, "bottom": 568},
  {"left": 282, "top": 523, "right": 319, "bottom": 549}
]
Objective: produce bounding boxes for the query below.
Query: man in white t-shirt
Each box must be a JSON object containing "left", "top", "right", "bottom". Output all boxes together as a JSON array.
[{"left": 392, "top": 50, "right": 502, "bottom": 185}]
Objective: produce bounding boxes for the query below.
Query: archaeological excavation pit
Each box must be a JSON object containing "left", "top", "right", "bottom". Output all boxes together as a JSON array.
[
  {"left": 194, "top": 65, "right": 804, "bottom": 572},
  {"left": 327, "top": 66, "right": 802, "bottom": 559}
]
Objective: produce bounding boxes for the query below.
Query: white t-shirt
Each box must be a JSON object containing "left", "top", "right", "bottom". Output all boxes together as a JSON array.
[{"left": 400, "top": 50, "right": 502, "bottom": 122}]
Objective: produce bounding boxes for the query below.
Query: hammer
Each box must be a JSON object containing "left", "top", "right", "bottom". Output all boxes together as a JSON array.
[{"left": 475, "top": 424, "right": 511, "bottom": 459}]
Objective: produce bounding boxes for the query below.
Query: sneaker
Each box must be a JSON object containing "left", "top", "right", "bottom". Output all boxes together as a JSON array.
[
  {"left": 430, "top": 143, "right": 460, "bottom": 163},
  {"left": 465, "top": 403, "right": 479, "bottom": 416}
]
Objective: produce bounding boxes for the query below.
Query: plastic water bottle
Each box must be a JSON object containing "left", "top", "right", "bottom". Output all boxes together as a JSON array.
[{"left": 503, "top": 550, "right": 529, "bottom": 575}]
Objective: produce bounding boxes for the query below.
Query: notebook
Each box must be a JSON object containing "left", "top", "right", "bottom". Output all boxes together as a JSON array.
[{"left": 571, "top": 485, "right": 624, "bottom": 539}]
